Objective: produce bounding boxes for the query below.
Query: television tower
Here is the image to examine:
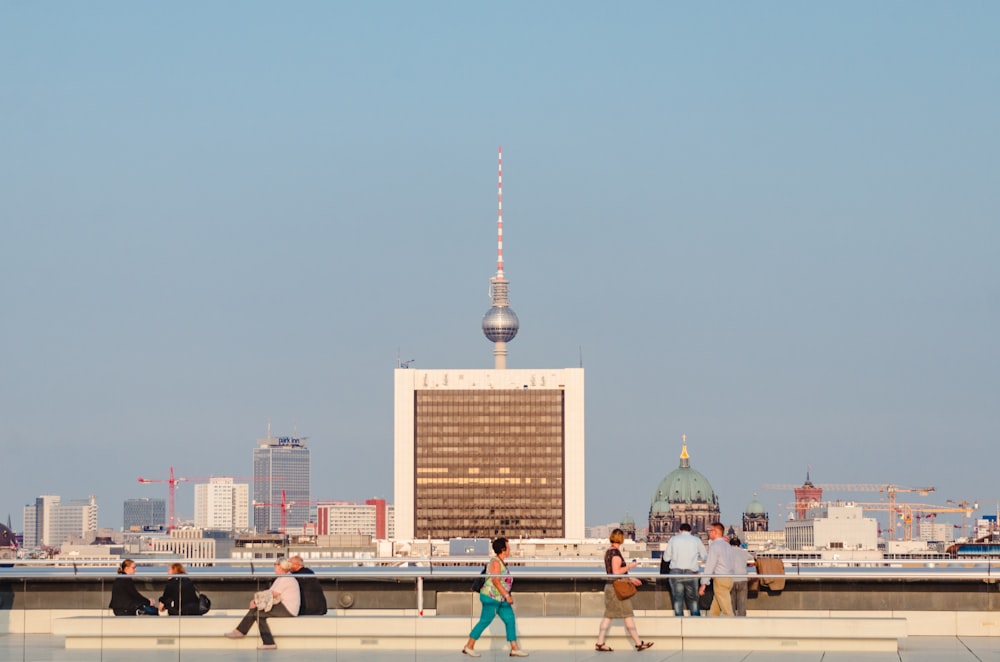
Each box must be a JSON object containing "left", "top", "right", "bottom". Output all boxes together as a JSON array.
[{"left": 481, "top": 145, "right": 519, "bottom": 368}]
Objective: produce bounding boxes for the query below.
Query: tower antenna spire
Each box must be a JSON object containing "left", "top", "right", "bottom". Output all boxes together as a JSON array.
[
  {"left": 481, "top": 145, "right": 519, "bottom": 369},
  {"left": 497, "top": 145, "right": 504, "bottom": 279}
]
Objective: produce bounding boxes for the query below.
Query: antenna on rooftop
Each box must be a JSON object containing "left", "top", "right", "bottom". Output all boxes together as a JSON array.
[{"left": 396, "top": 349, "right": 415, "bottom": 369}]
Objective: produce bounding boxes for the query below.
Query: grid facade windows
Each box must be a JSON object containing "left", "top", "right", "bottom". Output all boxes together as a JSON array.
[
  {"left": 124, "top": 498, "right": 166, "bottom": 531},
  {"left": 253, "top": 437, "right": 311, "bottom": 533},
  {"left": 413, "top": 389, "right": 565, "bottom": 539}
]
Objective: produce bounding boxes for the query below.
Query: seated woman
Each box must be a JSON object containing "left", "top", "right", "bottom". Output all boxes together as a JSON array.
[
  {"left": 110, "top": 559, "right": 158, "bottom": 616},
  {"left": 224, "top": 558, "right": 300, "bottom": 650},
  {"left": 157, "top": 562, "right": 202, "bottom": 616}
]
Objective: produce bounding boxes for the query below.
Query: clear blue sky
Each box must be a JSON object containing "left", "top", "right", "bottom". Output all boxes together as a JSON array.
[{"left": 2, "top": 2, "right": 998, "bottom": 534}]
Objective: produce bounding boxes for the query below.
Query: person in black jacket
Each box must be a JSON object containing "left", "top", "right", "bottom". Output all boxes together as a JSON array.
[
  {"left": 157, "top": 562, "right": 202, "bottom": 616},
  {"left": 289, "top": 555, "right": 327, "bottom": 615},
  {"left": 109, "top": 559, "right": 157, "bottom": 616}
]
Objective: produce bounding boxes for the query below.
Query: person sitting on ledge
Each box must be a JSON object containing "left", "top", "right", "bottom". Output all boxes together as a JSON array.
[
  {"left": 224, "top": 558, "right": 300, "bottom": 651},
  {"left": 157, "top": 562, "right": 202, "bottom": 616},
  {"left": 289, "top": 555, "right": 327, "bottom": 615},
  {"left": 110, "top": 559, "right": 158, "bottom": 616}
]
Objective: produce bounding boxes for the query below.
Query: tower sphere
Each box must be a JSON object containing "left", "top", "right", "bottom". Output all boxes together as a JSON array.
[{"left": 482, "top": 306, "right": 519, "bottom": 342}]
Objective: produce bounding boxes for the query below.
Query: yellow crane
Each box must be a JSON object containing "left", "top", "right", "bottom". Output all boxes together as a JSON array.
[
  {"left": 945, "top": 500, "right": 979, "bottom": 540},
  {"left": 835, "top": 502, "right": 977, "bottom": 541},
  {"left": 762, "top": 483, "right": 935, "bottom": 541}
]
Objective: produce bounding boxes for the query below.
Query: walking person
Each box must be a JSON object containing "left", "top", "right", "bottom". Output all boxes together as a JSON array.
[
  {"left": 699, "top": 522, "right": 736, "bottom": 616},
  {"left": 224, "top": 558, "right": 300, "bottom": 650},
  {"left": 109, "top": 559, "right": 158, "bottom": 616},
  {"left": 664, "top": 523, "right": 706, "bottom": 617},
  {"left": 595, "top": 528, "right": 653, "bottom": 652},
  {"left": 729, "top": 536, "right": 753, "bottom": 617},
  {"left": 463, "top": 537, "right": 528, "bottom": 657}
]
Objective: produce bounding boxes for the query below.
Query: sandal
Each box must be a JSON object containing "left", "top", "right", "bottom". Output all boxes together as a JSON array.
[
  {"left": 635, "top": 641, "right": 654, "bottom": 651},
  {"left": 595, "top": 643, "right": 613, "bottom": 652}
]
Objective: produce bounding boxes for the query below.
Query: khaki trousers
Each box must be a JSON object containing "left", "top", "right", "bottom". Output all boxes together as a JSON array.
[{"left": 709, "top": 577, "right": 734, "bottom": 616}]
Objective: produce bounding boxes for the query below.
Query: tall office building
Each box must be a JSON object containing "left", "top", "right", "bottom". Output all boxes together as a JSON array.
[
  {"left": 394, "top": 148, "right": 585, "bottom": 540},
  {"left": 22, "top": 495, "right": 98, "bottom": 550},
  {"left": 22, "top": 495, "right": 57, "bottom": 550},
  {"left": 194, "top": 477, "right": 249, "bottom": 531},
  {"left": 123, "top": 497, "right": 167, "bottom": 531},
  {"left": 253, "top": 430, "right": 311, "bottom": 533}
]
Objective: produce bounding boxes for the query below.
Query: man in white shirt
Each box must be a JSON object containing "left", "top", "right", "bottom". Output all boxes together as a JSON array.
[
  {"left": 664, "top": 523, "right": 706, "bottom": 616},
  {"left": 699, "top": 522, "right": 736, "bottom": 616}
]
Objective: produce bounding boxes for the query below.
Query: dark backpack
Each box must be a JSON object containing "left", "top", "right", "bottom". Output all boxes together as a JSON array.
[{"left": 471, "top": 565, "right": 487, "bottom": 592}]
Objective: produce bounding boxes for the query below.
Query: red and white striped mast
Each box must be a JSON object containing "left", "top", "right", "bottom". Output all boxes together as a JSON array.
[
  {"left": 496, "top": 145, "right": 504, "bottom": 280},
  {"left": 481, "top": 145, "right": 519, "bottom": 368}
]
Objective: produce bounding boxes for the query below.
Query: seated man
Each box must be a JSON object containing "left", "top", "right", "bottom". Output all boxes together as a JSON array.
[{"left": 290, "top": 555, "right": 328, "bottom": 615}]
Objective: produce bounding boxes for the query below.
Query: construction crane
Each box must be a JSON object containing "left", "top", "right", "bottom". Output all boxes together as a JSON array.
[
  {"left": 252, "top": 490, "right": 325, "bottom": 535},
  {"left": 138, "top": 468, "right": 271, "bottom": 532},
  {"left": 252, "top": 489, "right": 291, "bottom": 536},
  {"left": 833, "top": 502, "right": 977, "bottom": 541},
  {"left": 945, "top": 500, "right": 979, "bottom": 540},
  {"left": 137, "top": 467, "right": 187, "bottom": 532},
  {"left": 762, "top": 483, "right": 935, "bottom": 541}
]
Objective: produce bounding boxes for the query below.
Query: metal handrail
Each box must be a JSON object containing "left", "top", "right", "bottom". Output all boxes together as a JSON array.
[{"left": 1, "top": 557, "right": 998, "bottom": 581}]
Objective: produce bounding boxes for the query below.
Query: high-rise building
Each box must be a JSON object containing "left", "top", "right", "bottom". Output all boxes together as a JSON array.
[
  {"left": 316, "top": 499, "right": 395, "bottom": 538},
  {"left": 194, "top": 477, "right": 249, "bottom": 531},
  {"left": 395, "top": 368, "right": 584, "bottom": 540},
  {"left": 22, "top": 495, "right": 57, "bottom": 550},
  {"left": 393, "top": 148, "right": 585, "bottom": 540},
  {"left": 22, "top": 495, "right": 98, "bottom": 550},
  {"left": 253, "top": 430, "right": 311, "bottom": 533},
  {"left": 123, "top": 497, "right": 166, "bottom": 531}
]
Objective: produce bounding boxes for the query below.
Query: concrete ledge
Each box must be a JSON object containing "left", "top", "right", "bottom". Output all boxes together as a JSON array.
[
  {"left": 680, "top": 616, "right": 904, "bottom": 652},
  {"left": 52, "top": 614, "right": 904, "bottom": 652}
]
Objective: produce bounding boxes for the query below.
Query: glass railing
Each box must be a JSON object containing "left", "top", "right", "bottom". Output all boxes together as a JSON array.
[{"left": 2, "top": 558, "right": 1000, "bottom": 660}]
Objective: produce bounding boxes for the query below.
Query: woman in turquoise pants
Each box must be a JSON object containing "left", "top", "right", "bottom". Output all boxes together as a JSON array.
[{"left": 462, "top": 537, "right": 528, "bottom": 657}]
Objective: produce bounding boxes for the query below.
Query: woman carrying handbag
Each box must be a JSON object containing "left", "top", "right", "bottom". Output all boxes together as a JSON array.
[{"left": 594, "top": 528, "right": 653, "bottom": 652}]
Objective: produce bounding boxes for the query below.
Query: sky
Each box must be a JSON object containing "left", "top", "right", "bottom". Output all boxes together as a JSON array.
[{"left": 2, "top": 2, "right": 998, "bottom": 536}]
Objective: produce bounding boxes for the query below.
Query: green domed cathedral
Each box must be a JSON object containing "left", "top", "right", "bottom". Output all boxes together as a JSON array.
[
  {"left": 742, "top": 494, "right": 769, "bottom": 532},
  {"left": 647, "top": 437, "right": 721, "bottom": 543}
]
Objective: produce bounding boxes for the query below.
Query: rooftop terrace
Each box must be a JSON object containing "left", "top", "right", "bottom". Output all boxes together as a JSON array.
[{"left": 3, "top": 632, "right": 999, "bottom": 661}]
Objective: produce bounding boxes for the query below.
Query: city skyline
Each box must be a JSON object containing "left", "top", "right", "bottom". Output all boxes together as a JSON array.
[{"left": 2, "top": 3, "right": 998, "bottom": 534}]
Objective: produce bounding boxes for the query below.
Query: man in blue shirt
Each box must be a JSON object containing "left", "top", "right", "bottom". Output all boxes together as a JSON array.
[
  {"left": 699, "top": 522, "right": 736, "bottom": 616},
  {"left": 664, "top": 523, "right": 706, "bottom": 616}
]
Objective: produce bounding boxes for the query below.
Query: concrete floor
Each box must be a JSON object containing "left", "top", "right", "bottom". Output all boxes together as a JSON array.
[{"left": 3, "top": 635, "right": 1000, "bottom": 662}]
